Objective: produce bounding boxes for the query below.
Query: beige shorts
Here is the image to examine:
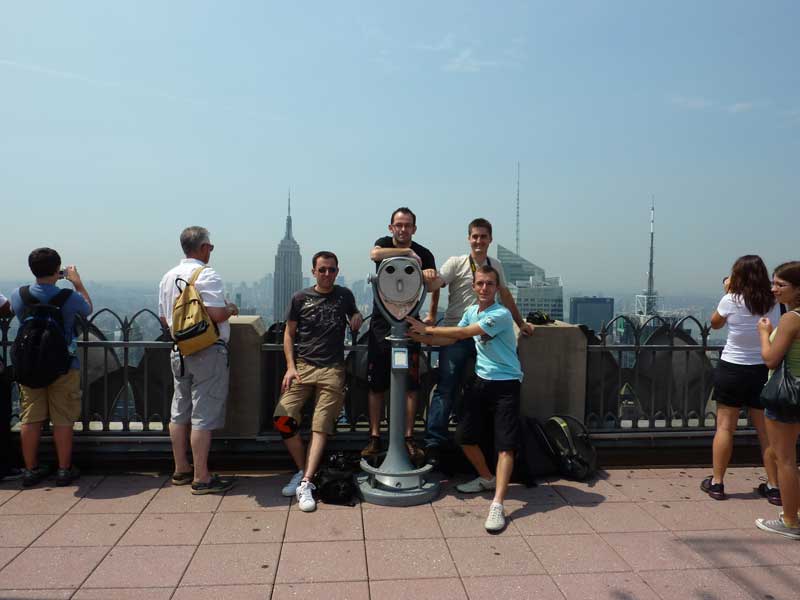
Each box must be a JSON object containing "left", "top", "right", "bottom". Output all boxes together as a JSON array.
[
  {"left": 273, "top": 360, "right": 345, "bottom": 435},
  {"left": 19, "top": 370, "right": 82, "bottom": 426}
]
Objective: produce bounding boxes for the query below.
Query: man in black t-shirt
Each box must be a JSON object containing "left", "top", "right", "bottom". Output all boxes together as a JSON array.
[
  {"left": 274, "top": 251, "right": 363, "bottom": 512},
  {"left": 362, "top": 207, "right": 439, "bottom": 464}
]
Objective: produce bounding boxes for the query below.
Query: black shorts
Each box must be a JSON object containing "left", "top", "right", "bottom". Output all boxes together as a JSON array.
[
  {"left": 456, "top": 376, "right": 521, "bottom": 452},
  {"left": 713, "top": 359, "right": 769, "bottom": 409},
  {"left": 366, "top": 327, "right": 421, "bottom": 393}
]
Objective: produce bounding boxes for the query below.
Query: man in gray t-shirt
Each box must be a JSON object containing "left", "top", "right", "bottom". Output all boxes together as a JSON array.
[{"left": 424, "top": 218, "right": 534, "bottom": 460}]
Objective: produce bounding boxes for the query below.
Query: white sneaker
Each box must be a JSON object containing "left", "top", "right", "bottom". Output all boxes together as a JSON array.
[
  {"left": 296, "top": 480, "right": 317, "bottom": 512},
  {"left": 485, "top": 502, "right": 506, "bottom": 532},
  {"left": 456, "top": 476, "right": 496, "bottom": 493},
  {"left": 282, "top": 470, "right": 304, "bottom": 497}
]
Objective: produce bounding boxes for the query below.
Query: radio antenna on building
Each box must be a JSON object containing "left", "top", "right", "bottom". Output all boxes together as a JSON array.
[{"left": 515, "top": 162, "right": 520, "bottom": 255}]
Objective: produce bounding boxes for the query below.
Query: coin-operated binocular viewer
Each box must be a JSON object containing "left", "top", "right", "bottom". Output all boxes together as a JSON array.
[{"left": 358, "top": 257, "right": 440, "bottom": 506}]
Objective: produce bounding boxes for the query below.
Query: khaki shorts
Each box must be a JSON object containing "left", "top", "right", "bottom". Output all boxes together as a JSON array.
[
  {"left": 19, "top": 370, "right": 82, "bottom": 426},
  {"left": 170, "top": 344, "right": 230, "bottom": 431},
  {"left": 274, "top": 360, "right": 345, "bottom": 435}
]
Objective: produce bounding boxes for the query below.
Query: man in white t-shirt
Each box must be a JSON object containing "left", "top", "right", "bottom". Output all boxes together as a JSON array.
[
  {"left": 424, "top": 218, "right": 534, "bottom": 463},
  {"left": 158, "top": 226, "right": 238, "bottom": 495}
]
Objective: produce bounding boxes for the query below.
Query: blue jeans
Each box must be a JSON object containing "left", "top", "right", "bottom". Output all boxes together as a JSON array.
[{"left": 425, "top": 338, "right": 475, "bottom": 448}]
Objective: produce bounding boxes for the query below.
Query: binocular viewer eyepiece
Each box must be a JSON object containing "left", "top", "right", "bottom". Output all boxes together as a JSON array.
[{"left": 370, "top": 257, "right": 426, "bottom": 322}]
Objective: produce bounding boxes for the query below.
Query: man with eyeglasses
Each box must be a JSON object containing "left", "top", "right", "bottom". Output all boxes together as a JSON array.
[
  {"left": 274, "top": 251, "right": 363, "bottom": 511},
  {"left": 362, "top": 207, "right": 438, "bottom": 464},
  {"left": 158, "top": 226, "right": 238, "bottom": 495}
]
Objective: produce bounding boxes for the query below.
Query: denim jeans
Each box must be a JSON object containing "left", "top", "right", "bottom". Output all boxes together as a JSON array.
[{"left": 425, "top": 338, "right": 475, "bottom": 448}]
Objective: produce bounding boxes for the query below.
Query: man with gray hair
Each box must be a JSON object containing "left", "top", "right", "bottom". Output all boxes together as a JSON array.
[{"left": 159, "top": 226, "right": 238, "bottom": 494}]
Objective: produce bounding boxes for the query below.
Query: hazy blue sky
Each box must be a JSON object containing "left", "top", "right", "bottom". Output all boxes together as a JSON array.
[{"left": 2, "top": 1, "right": 798, "bottom": 294}]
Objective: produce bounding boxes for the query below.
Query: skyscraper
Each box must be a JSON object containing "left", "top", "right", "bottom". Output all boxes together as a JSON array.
[
  {"left": 569, "top": 297, "right": 614, "bottom": 333},
  {"left": 273, "top": 192, "right": 303, "bottom": 322},
  {"left": 497, "top": 244, "right": 564, "bottom": 321}
]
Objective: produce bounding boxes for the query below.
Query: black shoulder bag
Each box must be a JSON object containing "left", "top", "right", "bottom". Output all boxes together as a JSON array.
[{"left": 759, "top": 310, "right": 800, "bottom": 412}]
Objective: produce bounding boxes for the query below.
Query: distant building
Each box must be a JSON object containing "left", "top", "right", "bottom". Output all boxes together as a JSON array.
[
  {"left": 497, "top": 244, "right": 564, "bottom": 321},
  {"left": 569, "top": 297, "right": 614, "bottom": 333},
  {"left": 273, "top": 194, "right": 302, "bottom": 322}
]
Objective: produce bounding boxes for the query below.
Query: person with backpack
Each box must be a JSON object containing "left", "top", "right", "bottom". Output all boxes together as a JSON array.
[
  {"left": 273, "top": 251, "right": 363, "bottom": 512},
  {"left": 10, "top": 248, "right": 92, "bottom": 487},
  {"left": 0, "top": 292, "right": 22, "bottom": 482},
  {"left": 408, "top": 265, "right": 522, "bottom": 532},
  {"left": 158, "top": 226, "right": 238, "bottom": 495}
]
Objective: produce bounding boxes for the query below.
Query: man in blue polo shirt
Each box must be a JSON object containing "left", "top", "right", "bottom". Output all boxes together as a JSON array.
[
  {"left": 11, "top": 248, "right": 93, "bottom": 487},
  {"left": 407, "top": 264, "right": 523, "bottom": 532}
]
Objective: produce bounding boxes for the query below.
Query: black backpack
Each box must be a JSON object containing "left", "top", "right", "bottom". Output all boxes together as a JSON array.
[
  {"left": 515, "top": 416, "right": 560, "bottom": 485},
  {"left": 314, "top": 451, "right": 358, "bottom": 506},
  {"left": 11, "top": 287, "right": 74, "bottom": 389},
  {"left": 543, "top": 415, "right": 598, "bottom": 481}
]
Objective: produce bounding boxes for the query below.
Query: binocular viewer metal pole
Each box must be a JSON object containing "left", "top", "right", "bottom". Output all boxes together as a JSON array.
[{"left": 358, "top": 257, "right": 440, "bottom": 506}]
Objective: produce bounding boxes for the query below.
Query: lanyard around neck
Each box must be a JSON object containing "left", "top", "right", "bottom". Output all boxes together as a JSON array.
[{"left": 469, "top": 255, "right": 491, "bottom": 274}]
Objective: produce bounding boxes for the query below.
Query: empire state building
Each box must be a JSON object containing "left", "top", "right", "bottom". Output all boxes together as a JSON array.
[{"left": 273, "top": 193, "right": 303, "bottom": 321}]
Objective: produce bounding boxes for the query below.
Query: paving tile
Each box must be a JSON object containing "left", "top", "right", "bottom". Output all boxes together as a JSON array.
[
  {"left": 640, "top": 568, "right": 752, "bottom": 599},
  {"left": 572, "top": 502, "right": 666, "bottom": 533},
  {"left": 144, "top": 484, "right": 223, "bottom": 513},
  {"left": 0, "top": 489, "right": 20, "bottom": 508},
  {"left": 284, "top": 507, "right": 362, "bottom": 542},
  {"left": 721, "top": 565, "right": 800, "bottom": 600},
  {"left": 370, "top": 578, "right": 466, "bottom": 600},
  {"left": 33, "top": 513, "right": 136, "bottom": 547},
  {"left": 676, "top": 528, "right": 788, "bottom": 567},
  {"left": 118, "top": 512, "right": 212, "bottom": 546},
  {"left": 73, "top": 588, "right": 175, "bottom": 600},
  {"left": 275, "top": 541, "right": 366, "bottom": 584},
  {"left": 0, "top": 514, "right": 60, "bottom": 546},
  {"left": 550, "top": 479, "right": 630, "bottom": 504},
  {"left": 707, "top": 497, "right": 781, "bottom": 527},
  {"left": 366, "top": 538, "right": 457, "bottom": 580},
  {"left": 525, "top": 534, "right": 631, "bottom": 575},
  {"left": 83, "top": 545, "right": 194, "bottom": 588},
  {"left": 95, "top": 474, "right": 168, "bottom": 489},
  {"left": 363, "top": 505, "right": 440, "bottom": 539},
  {"left": 0, "top": 590, "right": 74, "bottom": 599},
  {"left": 274, "top": 581, "right": 369, "bottom": 600},
  {"left": 434, "top": 505, "right": 517, "bottom": 538},
  {"left": 0, "top": 546, "right": 109, "bottom": 589},
  {"left": 503, "top": 483, "right": 567, "bottom": 505},
  {"left": 554, "top": 572, "right": 659, "bottom": 599},
  {"left": 430, "top": 480, "right": 501, "bottom": 509},
  {"left": 447, "top": 536, "right": 545, "bottom": 577},
  {"left": 461, "top": 575, "right": 565, "bottom": 599},
  {"left": 610, "top": 478, "right": 709, "bottom": 502},
  {"left": 182, "top": 542, "right": 281, "bottom": 586},
  {"left": 0, "top": 481, "right": 99, "bottom": 515},
  {"left": 509, "top": 504, "right": 594, "bottom": 536},
  {"left": 218, "top": 475, "right": 291, "bottom": 511},
  {"left": 0, "top": 548, "right": 23, "bottom": 571},
  {"left": 70, "top": 477, "right": 160, "bottom": 514},
  {"left": 203, "top": 511, "right": 287, "bottom": 544},
  {"left": 173, "top": 584, "right": 273, "bottom": 600},
  {"left": 601, "top": 531, "right": 712, "bottom": 571},
  {"left": 650, "top": 468, "right": 710, "bottom": 479},
  {"left": 638, "top": 500, "right": 739, "bottom": 531},
  {"left": 599, "top": 468, "right": 661, "bottom": 481}
]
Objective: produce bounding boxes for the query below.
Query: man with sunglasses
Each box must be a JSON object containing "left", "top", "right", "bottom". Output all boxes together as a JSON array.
[
  {"left": 158, "top": 226, "right": 238, "bottom": 495},
  {"left": 274, "top": 251, "right": 362, "bottom": 511},
  {"left": 362, "top": 207, "right": 438, "bottom": 464}
]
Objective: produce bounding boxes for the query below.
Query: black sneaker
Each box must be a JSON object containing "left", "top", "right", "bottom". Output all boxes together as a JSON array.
[
  {"left": 171, "top": 471, "right": 194, "bottom": 486},
  {"left": 22, "top": 465, "right": 51, "bottom": 488},
  {"left": 757, "top": 482, "right": 783, "bottom": 506},
  {"left": 191, "top": 474, "right": 235, "bottom": 495},
  {"left": 700, "top": 476, "right": 726, "bottom": 500},
  {"left": 425, "top": 445, "right": 442, "bottom": 468},
  {"left": 55, "top": 465, "right": 80, "bottom": 487}
]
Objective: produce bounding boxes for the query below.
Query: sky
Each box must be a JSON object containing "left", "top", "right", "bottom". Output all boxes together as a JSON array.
[{"left": 1, "top": 1, "right": 798, "bottom": 295}]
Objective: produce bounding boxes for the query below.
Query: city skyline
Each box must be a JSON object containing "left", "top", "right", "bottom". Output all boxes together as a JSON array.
[{"left": 2, "top": 3, "right": 798, "bottom": 293}]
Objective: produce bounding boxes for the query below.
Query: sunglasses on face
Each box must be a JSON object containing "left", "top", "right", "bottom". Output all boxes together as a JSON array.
[
  {"left": 316, "top": 267, "right": 338, "bottom": 274},
  {"left": 202, "top": 243, "right": 215, "bottom": 251}
]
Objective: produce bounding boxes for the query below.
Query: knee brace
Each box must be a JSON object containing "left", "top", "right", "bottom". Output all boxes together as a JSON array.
[{"left": 273, "top": 415, "right": 299, "bottom": 439}]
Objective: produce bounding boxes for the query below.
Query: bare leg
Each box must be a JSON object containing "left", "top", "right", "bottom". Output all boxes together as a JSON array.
[
  {"left": 750, "top": 408, "right": 778, "bottom": 486},
  {"left": 368, "top": 391, "right": 384, "bottom": 437},
  {"left": 493, "top": 450, "right": 514, "bottom": 505},
  {"left": 766, "top": 419, "right": 800, "bottom": 527},
  {"left": 190, "top": 429, "right": 213, "bottom": 483},
  {"left": 405, "top": 390, "right": 417, "bottom": 438},
  {"left": 283, "top": 434, "right": 306, "bottom": 472},
  {"left": 51, "top": 425, "right": 73, "bottom": 469},
  {"left": 20, "top": 422, "right": 43, "bottom": 469},
  {"left": 304, "top": 432, "right": 328, "bottom": 480},
  {"left": 169, "top": 423, "right": 192, "bottom": 473},
  {"left": 712, "top": 404, "right": 738, "bottom": 483},
  {"left": 461, "top": 444, "right": 493, "bottom": 480}
]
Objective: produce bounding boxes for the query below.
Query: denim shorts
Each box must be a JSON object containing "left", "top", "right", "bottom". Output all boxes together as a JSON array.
[{"left": 765, "top": 407, "right": 800, "bottom": 424}]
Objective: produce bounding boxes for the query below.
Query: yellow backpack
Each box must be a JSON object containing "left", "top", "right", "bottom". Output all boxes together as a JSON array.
[{"left": 171, "top": 266, "right": 219, "bottom": 355}]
